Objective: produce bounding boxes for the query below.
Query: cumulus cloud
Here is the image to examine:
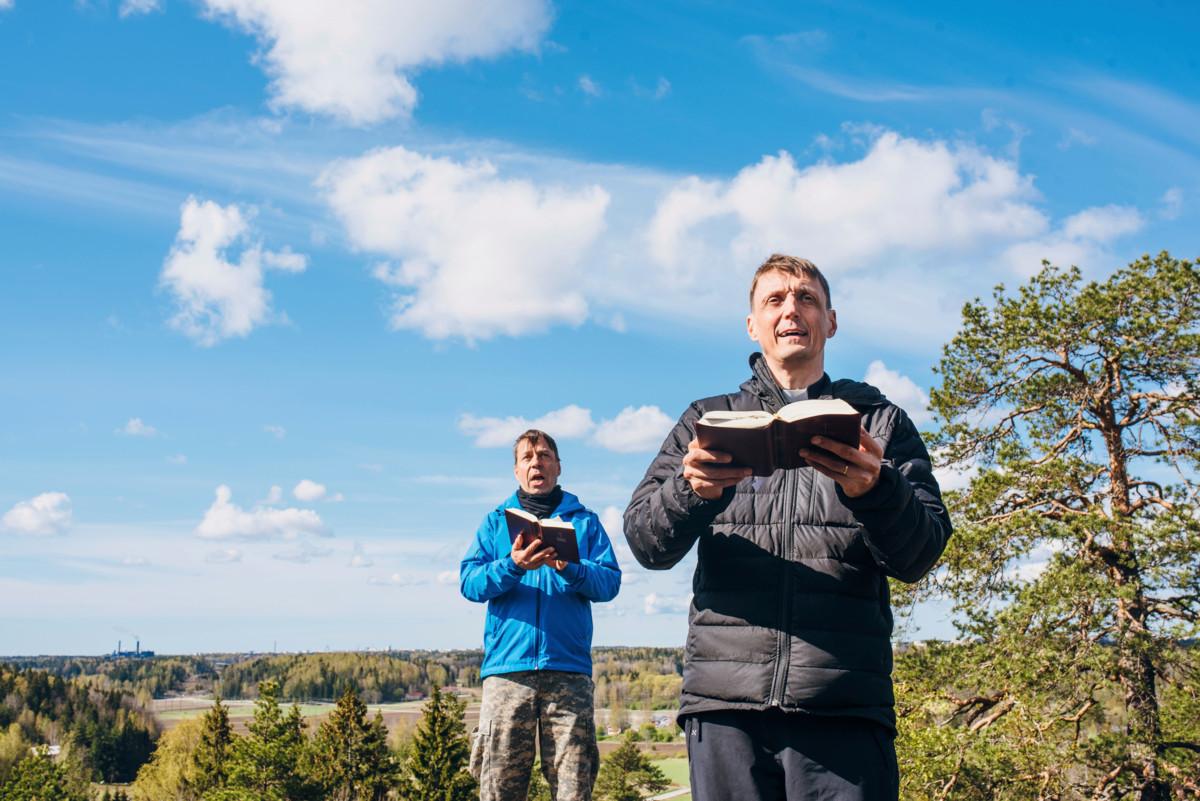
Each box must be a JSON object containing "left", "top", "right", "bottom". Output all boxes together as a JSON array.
[
  {"left": 459, "top": 405, "right": 596, "bottom": 448},
  {"left": 119, "top": 0, "right": 161, "bottom": 17},
  {"left": 2, "top": 492, "right": 72, "bottom": 535},
  {"left": 1001, "top": 203, "right": 1143, "bottom": 277},
  {"left": 195, "top": 485, "right": 327, "bottom": 540},
  {"left": 647, "top": 132, "right": 1046, "bottom": 275},
  {"left": 117, "top": 417, "right": 159, "bottom": 437},
  {"left": 591, "top": 406, "right": 673, "bottom": 452},
  {"left": 159, "top": 196, "right": 307, "bottom": 346},
  {"left": 1160, "top": 187, "right": 1183, "bottom": 220},
  {"left": 293, "top": 479, "right": 326, "bottom": 502},
  {"left": 436, "top": 570, "right": 458, "bottom": 585},
  {"left": 643, "top": 592, "right": 691, "bottom": 615},
  {"left": 459, "top": 403, "right": 675, "bottom": 453},
  {"left": 319, "top": 146, "right": 609, "bottom": 341},
  {"left": 261, "top": 485, "right": 284, "bottom": 505},
  {"left": 863, "top": 361, "right": 932, "bottom": 426},
  {"left": 199, "top": 0, "right": 551, "bottom": 124}
]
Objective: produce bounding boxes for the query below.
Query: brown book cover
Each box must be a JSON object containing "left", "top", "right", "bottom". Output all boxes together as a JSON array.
[
  {"left": 695, "top": 398, "right": 862, "bottom": 477},
  {"left": 504, "top": 508, "right": 581, "bottom": 563}
]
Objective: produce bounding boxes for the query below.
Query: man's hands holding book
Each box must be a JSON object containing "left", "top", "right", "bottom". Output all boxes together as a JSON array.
[
  {"left": 799, "top": 426, "right": 882, "bottom": 497},
  {"left": 511, "top": 533, "right": 568, "bottom": 572},
  {"left": 685, "top": 425, "right": 882, "bottom": 499}
]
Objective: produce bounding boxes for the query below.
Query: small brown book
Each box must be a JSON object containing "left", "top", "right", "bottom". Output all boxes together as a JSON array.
[
  {"left": 695, "top": 398, "right": 862, "bottom": 477},
  {"left": 504, "top": 508, "right": 581, "bottom": 563}
]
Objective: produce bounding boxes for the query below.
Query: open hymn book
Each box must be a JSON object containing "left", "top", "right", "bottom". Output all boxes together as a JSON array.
[
  {"left": 695, "top": 398, "right": 862, "bottom": 477},
  {"left": 504, "top": 508, "right": 581, "bottom": 564}
]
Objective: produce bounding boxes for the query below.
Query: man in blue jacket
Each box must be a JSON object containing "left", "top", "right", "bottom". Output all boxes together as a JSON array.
[{"left": 461, "top": 428, "right": 621, "bottom": 801}]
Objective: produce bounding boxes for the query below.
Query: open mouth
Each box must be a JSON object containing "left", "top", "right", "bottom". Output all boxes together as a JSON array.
[{"left": 777, "top": 327, "right": 808, "bottom": 340}]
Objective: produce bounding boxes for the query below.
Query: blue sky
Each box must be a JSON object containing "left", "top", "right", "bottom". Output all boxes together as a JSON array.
[{"left": 2, "top": 0, "right": 1198, "bottom": 655}]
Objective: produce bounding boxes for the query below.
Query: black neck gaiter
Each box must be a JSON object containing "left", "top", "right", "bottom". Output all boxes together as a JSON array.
[{"left": 517, "top": 485, "right": 563, "bottom": 518}]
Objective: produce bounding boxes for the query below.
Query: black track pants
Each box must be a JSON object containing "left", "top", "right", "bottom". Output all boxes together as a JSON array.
[{"left": 684, "top": 710, "right": 899, "bottom": 801}]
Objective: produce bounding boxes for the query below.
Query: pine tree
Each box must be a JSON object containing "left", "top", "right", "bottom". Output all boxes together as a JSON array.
[
  {"left": 593, "top": 734, "right": 669, "bottom": 801},
  {"left": 191, "top": 697, "right": 233, "bottom": 797},
  {"left": 309, "top": 686, "right": 397, "bottom": 801},
  {"left": 396, "top": 686, "right": 476, "bottom": 801},
  {"left": 909, "top": 253, "right": 1200, "bottom": 800}
]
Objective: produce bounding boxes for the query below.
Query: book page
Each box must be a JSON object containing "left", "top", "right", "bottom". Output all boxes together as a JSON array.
[
  {"left": 775, "top": 398, "right": 858, "bottom": 422},
  {"left": 697, "top": 410, "right": 775, "bottom": 429}
]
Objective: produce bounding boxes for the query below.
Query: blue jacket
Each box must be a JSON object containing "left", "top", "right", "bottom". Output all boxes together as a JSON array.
[{"left": 460, "top": 490, "right": 621, "bottom": 678}]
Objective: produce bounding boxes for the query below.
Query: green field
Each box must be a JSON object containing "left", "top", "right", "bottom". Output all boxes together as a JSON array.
[{"left": 652, "top": 756, "right": 690, "bottom": 798}]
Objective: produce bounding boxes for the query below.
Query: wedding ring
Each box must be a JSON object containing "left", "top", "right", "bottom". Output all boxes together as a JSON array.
[{"left": 841, "top": 464, "right": 849, "bottom": 476}]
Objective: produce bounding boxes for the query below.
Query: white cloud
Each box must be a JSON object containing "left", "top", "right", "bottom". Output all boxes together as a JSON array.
[
  {"left": 199, "top": 0, "right": 551, "bottom": 124},
  {"left": 167, "top": 453, "right": 188, "bottom": 465},
  {"left": 931, "top": 452, "right": 980, "bottom": 494},
  {"left": 1057, "top": 127, "right": 1097, "bottom": 150},
  {"left": 319, "top": 146, "right": 609, "bottom": 341},
  {"left": 195, "top": 485, "right": 327, "bottom": 540},
  {"left": 119, "top": 0, "right": 161, "bottom": 17},
  {"left": 0, "top": 0, "right": 14, "bottom": 9},
  {"left": 2, "top": 493, "right": 72, "bottom": 535},
  {"left": 206, "top": 548, "right": 243, "bottom": 564},
  {"left": 863, "top": 361, "right": 932, "bottom": 426},
  {"left": 1001, "top": 203, "right": 1143, "bottom": 278},
  {"left": 263, "top": 424, "right": 286, "bottom": 439},
  {"left": 159, "top": 196, "right": 307, "bottom": 347},
  {"left": 459, "top": 404, "right": 596, "bottom": 447},
  {"left": 648, "top": 132, "right": 1046, "bottom": 275},
  {"left": 436, "top": 570, "right": 458, "bottom": 585},
  {"left": 643, "top": 592, "right": 690, "bottom": 615},
  {"left": 293, "top": 479, "right": 326, "bottom": 502},
  {"left": 261, "top": 485, "right": 284, "bottom": 505},
  {"left": 591, "top": 406, "right": 673, "bottom": 453},
  {"left": 117, "top": 417, "right": 158, "bottom": 437},
  {"left": 578, "top": 74, "right": 602, "bottom": 97},
  {"left": 121, "top": 556, "right": 149, "bottom": 566}
]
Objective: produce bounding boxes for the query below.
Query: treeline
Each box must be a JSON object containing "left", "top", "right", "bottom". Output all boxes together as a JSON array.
[
  {"left": 592, "top": 647, "right": 683, "bottom": 712},
  {"left": 0, "top": 665, "right": 158, "bottom": 789},
  {"left": 217, "top": 651, "right": 485, "bottom": 703},
  {"left": 4, "top": 656, "right": 217, "bottom": 700}
]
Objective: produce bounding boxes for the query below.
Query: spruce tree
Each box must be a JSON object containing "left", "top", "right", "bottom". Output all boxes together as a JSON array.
[
  {"left": 309, "top": 686, "right": 397, "bottom": 801},
  {"left": 190, "top": 697, "right": 233, "bottom": 797},
  {"left": 397, "top": 686, "right": 476, "bottom": 801},
  {"left": 593, "top": 734, "right": 669, "bottom": 801},
  {"left": 0, "top": 755, "right": 87, "bottom": 801},
  {"left": 219, "top": 680, "right": 320, "bottom": 801}
]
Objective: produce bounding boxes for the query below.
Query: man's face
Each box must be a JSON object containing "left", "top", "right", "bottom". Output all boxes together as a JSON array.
[
  {"left": 514, "top": 438, "right": 561, "bottom": 495},
  {"left": 746, "top": 269, "right": 837, "bottom": 371}
]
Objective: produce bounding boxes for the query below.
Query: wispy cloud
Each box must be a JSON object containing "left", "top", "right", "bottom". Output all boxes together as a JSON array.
[
  {"left": 578, "top": 74, "right": 602, "bottom": 97},
  {"left": 119, "top": 0, "right": 161, "bottom": 17}
]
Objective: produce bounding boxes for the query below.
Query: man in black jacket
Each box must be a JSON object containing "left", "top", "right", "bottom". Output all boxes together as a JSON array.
[{"left": 623, "top": 254, "right": 952, "bottom": 801}]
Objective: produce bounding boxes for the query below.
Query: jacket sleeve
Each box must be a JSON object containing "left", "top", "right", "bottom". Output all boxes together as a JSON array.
[
  {"left": 839, "top": 407, "right": 953, "bottom": 583},
  {"left": 556, "top": 513, "right": 621, "bottom": 602},
  {"left": 459, "top": 511, "right": 525, "bottom": 602},
  {"left": 623, "top": 404, "right": 736, "bottom": 570}
]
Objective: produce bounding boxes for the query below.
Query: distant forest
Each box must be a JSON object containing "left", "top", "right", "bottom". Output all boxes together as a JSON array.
[{"left": 4, "top": 647, "right": 686, "bottom": 708}]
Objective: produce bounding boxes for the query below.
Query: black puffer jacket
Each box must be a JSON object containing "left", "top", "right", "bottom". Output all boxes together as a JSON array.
[{"left": 624, "top": 354, "right": 952, "bottom": 730}]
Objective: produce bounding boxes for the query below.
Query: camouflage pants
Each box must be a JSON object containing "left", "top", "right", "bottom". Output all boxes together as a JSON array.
[{"left": 470, "top": 670, "right": 600, "bottom": 801}]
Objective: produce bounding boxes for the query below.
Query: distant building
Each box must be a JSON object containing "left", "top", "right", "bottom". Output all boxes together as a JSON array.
[
  {"left": 106, "top": 639, "right": 155, "bottom": 660},
  {"left": 30, "top": 744, "right": 61, "bottom": 758}
]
